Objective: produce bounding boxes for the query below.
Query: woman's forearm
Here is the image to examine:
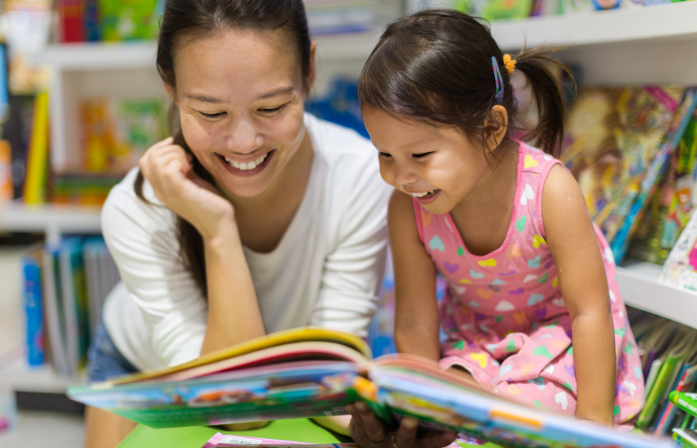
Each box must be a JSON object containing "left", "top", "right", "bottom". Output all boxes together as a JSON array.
[
  {"left": 572, "top": 311, "right": 616, "bottom": 425},
  {"left": 200, "top": 229, "right": 265, "bottom": 355}
]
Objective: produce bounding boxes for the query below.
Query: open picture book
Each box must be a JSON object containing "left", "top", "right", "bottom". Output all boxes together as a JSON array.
[{"left": 68, "top": 327, "right": 675, "bottom": 448}]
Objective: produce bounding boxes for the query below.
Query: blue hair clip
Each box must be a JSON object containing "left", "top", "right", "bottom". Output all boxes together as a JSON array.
[{"left": 492, "top": 56, "right": 504, "bottom": 104}]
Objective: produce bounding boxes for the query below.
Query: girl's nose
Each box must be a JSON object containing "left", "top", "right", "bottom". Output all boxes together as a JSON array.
[
  {"left": 393, "top": 164, "right": 419, "bottom": 187},
  {"left": 226, "top": 119, "right": 262, "bottom": 154}
]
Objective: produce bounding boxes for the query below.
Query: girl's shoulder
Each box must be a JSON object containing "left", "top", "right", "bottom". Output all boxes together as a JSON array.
[{"left": 518, "top": 142, "right": 562, "bottom": 178}]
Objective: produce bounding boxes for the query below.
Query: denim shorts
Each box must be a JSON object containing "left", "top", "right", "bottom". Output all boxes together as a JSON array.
[{"left": 86, "top": 317, "right": 139, "bottom": 383}]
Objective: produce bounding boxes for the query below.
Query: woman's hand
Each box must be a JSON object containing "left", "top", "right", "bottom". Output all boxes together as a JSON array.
[
  {"left": 347, "top": 402, "right": 457, "bottom": 448},
  {"left": 139, "top": 137, "right": 237, "bottom": 241}
]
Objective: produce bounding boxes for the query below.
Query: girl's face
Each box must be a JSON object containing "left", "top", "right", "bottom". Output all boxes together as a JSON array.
[
  {"left": 363, "top": 108, "right": 490, "bottom": 215},
  {"left": 169, "top": 28, "right": 314, "bottom": 198}
]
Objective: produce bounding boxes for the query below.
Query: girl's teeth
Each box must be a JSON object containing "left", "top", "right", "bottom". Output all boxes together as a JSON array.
[
  {"left": 411, "top": 190, "right": 436, "bottom": 198},
  {"left": 224, "top": 152, "right": 269, "bottom": 171}
]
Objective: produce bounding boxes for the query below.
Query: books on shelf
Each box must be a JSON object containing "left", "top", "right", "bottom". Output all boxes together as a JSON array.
[
  {"left": 659, "top": 204, "right": 697, "bottom": 291},
  {"left": 69, "top": 327, "right": 673, "bottom": 447},
  {"left": 560, "top": 85, "right": 697, "bottom": 264},
  {"left": 628, "top": 310, "right": 697, "bottom": 433},
  {"left": 20, "top": 237, "right": 120, "bottom": 375}
]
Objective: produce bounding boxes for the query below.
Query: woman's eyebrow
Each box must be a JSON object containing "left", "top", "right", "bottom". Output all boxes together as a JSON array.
[
  {"left": 186, "top": 94, "right": 224, "bottom": 104},
  {"left": 256, "top": 86, "right": 294, "bottom": 100}
]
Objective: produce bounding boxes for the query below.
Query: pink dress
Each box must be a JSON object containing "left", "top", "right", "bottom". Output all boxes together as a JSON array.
[{"left": 413, "top": 142, "right": 644, "bottom": 423}]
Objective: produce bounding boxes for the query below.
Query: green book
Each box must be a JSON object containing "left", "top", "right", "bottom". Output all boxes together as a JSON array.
[
  {"left": 637, "top": 328, "right": 697, "bottom": 428},
  {"left": 670, "top": 391, "right": 697, "bottom": 418}
]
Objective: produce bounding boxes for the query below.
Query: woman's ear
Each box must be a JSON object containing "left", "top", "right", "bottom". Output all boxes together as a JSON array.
[
  {"left": 164, "top": 82, "right": 177, "bottom": 106},
  {"left": 305, "top": 42, "right": 317, "bottom": 95},
  {"left": 484, "top": 104, "right": 509, "bottom": 154}
]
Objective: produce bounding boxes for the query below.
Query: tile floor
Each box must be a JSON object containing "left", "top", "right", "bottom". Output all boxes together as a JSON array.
[{"left": 0, "top": 245, "right": 85, "bottom": 448}]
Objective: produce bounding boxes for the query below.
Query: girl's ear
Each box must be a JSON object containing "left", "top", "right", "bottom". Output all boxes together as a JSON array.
[{"left": 483, "top": 105, "right": 509, "bottom": 155}]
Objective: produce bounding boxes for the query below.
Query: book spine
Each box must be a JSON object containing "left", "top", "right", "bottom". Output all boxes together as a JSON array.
[
  {"left": 57, "top": 0, "right": 85, "bottom": 43},
  {"left": 637, "top": 356, "right": 681, "bottom": 428},
  {"left": 22, "top": 254, "right": 44, "bottom": 366},
  {"left": 670, "top": 391, "right": 697, "bottom": 418},
  {"left": 23, "top": 91, "right": 49, "bottom": 205},
  {"left": 655, "top": 366, "right": 697, "bottom": 435}
]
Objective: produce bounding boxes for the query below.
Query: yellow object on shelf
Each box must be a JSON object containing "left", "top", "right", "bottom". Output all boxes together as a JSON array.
[{"left": 23, "top": 91, "right": 49, "bottom": 205}]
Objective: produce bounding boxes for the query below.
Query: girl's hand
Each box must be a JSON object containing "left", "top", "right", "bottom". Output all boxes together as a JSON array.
[
  {"left": 139, "top": 137, "right": 237, "bottom": 241},
  {"left": 347, "top": 402, "right": 457, "bottom": 448}
]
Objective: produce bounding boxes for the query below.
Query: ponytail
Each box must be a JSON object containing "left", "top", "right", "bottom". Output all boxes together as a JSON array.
[{"left": 513, "top": 47, "right": 574, "bottom": 156}]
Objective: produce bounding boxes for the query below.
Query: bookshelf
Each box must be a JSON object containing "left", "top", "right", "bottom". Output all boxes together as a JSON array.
[
  {"left": 0, "top": 201, "right": 101, "bottom": 243},
  {"left": 4, "top": 3, "right": 697, "bottom": 394},
  {"left": 617, "top": 262, "right": 697, "bottom": 329}
]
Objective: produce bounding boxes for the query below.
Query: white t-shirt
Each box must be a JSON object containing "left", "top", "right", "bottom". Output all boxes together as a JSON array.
[{"left": 101, "top": 113, "right": 391, "bottom": 371}]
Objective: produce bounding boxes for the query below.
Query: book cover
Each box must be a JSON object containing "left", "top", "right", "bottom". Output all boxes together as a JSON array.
[
  {"left": 57, "top": 0, "right": 85, "bottom": 43},
  {"left": 69, "top": 328, "right": 676, "bottom": 448},
  {"left": 59, "top": 237, "right": 91, "bottom": 372},
  {"left": 674, "top": 429, "right": 697, "bottom": 448},
  {"left": 21, "top": 247, "right": 44, "bottom": 367},
  {"left": 636, "top": 328, "right": 696, "bottom": 428},
  {"left": 23, "top": 91, "right": 49, "bottom": 205},
  {"left": 655, "top": 363, "right": 697, "bottom": 435},
  {"left": 42, "top": 243, "right": 71, "bottom": 377},
  {"left": 669, "top": 391, "right": 697, "bottom": 417}
]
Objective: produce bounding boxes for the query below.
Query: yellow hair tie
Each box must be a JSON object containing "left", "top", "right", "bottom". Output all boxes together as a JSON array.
[{"left": 503, "top": 54, "right": 516, "bottom": 74}]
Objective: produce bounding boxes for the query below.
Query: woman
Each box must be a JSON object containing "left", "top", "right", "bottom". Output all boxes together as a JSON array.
[{"left": 84, "top": 1, "right": 391, "bottom": 446}]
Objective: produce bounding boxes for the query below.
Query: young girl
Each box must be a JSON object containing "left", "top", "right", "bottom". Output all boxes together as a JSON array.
[{"left": 350, "top": 10, "right": 643, "bottom": 441}]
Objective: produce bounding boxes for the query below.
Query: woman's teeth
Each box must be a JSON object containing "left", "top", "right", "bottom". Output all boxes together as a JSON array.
[
  {"left": 224, "top": 153, "right": 268, "bottom": 170},
  {"left": 411, "top": 190, "right": 437, "bottom": 198}
]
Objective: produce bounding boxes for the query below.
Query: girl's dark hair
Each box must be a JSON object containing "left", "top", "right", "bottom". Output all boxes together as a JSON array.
[
  {"left": 134, "top": 0, "right": 311, "bottom": 297},
  {"left": 358, "top": 9, "right": 571, "bottom": 156}
]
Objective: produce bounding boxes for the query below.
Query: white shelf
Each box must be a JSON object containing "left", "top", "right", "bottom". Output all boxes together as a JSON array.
[
  {"left": 40, "top": 31, "right": 381, "bottom": 71},
  {"left": 0, "top": 201, "right": 102, "bottom": 242},
  {"left": 490, "top": 2, "right": 697, "bottom": 50},
  {"left": 0, "top": 356, "right": 84, "bottom": 394},
  {"left": 40, "top": 41, "right": 158, "bottom": 71},
  {"left": 617, "top": 261, "right": 697, "bottom": 329}
]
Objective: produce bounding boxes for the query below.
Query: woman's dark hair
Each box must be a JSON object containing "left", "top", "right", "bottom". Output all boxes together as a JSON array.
[
  {"left": 134, "top": 0, "right": 312, "bottom": 297},
  {"left": 358, "top": 9, "right": 571, "bottom": 157}
]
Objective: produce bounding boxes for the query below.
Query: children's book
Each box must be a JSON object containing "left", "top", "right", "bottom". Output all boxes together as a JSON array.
[
  {"left": 21, "top": 247, "right": 44, "bottom": 367},
  {"left": 637, "top": 327, "right": 697, "bottom": 428},
  {"left": 660, "top": 204, "right": 697, "bottom": 291},
  {"left": 655, "top": 362, "right": 697, "bottom": 435},
  {"left": 669, "top": 391, "right": 697, "bottom": 418},
  {"left": 674, "top": 428, "right": 697, "bottom": 448},
  {"left": 59, "top": 237, "right": 91, "bottom": 372},
  {"left": 68, "top": 327, "right": 675, "bottom": 448}
]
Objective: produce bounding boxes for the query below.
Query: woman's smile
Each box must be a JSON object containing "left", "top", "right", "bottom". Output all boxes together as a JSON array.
[{"left": 216, "top": 149, "right": 276, "bottom": 177}]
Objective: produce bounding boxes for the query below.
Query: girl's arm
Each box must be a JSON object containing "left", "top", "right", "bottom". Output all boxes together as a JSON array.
[
  {"left": 389, "top": 190, "right": 441, "bottom": 361},
  {"left": 542, "top": 165, "right": 616, "bottom": 426}
]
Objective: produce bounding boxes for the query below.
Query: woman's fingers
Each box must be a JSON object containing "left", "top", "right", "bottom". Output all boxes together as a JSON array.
[
  {"left": 393, "top": 417, "right": 418, "bottom": 448},
  {"left": 416, "top": 430, "right": 458, "bottom": 448},
  {"left": 355, "top": 402, "right": 387, "bottom": 444}
]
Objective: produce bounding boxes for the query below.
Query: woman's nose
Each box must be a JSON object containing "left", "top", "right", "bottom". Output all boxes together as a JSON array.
[{"left": 226, "top": 119, "right": 261, "bottom": 153}]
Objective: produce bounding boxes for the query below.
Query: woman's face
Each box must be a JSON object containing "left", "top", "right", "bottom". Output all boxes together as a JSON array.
[{"left": 169, "top": 28, "right": 314, "bottom": 198}]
